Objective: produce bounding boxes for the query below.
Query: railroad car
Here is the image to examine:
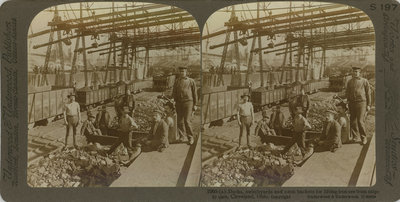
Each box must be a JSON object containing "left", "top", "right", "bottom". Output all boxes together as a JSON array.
[{"left": 28, "top": 79, "right": 152, "bottom": 128}]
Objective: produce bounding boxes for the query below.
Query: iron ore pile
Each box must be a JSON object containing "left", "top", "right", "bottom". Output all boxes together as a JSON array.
[
  {"left": 27, "top": 146, "right": 120, "bottom": 187},
  {"left": 134, "top": 97, "right": 168, "bottom": 131},
  {"left": 285, "top": 100, "right": 337, "bottom": 132},
  {"left": 201, "top": 145, "right": 296, "bottom": 187}
]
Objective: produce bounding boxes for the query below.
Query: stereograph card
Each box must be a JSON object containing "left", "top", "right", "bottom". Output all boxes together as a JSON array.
[{"left": 0, "top": 0, "right": 399, "bottom": 201}]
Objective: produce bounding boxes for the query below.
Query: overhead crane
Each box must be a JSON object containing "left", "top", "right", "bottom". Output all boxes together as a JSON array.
[
  {"left": 203, "top": 3, "right": 375, "bottom": 87},
  {"left": 29, "top": 3, "right": 200, "bottom": 89}
]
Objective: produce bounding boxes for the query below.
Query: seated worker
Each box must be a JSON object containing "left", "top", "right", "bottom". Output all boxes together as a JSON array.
[
  {"left": 107, "top": 107, "right": 138, "bottom": 159},
  {"left": 336, "top": 102, "right": 352, "bottom": 144},
  {"left": 316, "top": 110, "right": 342, "bottom": 152},
  {"left": 269, "top": 105, "right": 285, "bottom": 136},
  {"left": 255, "top": 110, "right": 277, "bottom": 144},
  {"left": 164, "top": 101, "right": 179, "bottom": 144},
  {"left": 282, "top": 106, "right": 311, "bottom": 156},
  {"left": 142, "top": 110, "right": 169, "bottom": 152},
  {"left": 95, "top": 105, "right": 111, "bottom": 136},
  {"left": 80, "top": 111, "right": 102, "bottom": 144}
]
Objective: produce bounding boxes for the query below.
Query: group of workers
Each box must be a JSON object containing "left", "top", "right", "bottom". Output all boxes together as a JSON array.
[
  {"left": 236, "top": 66, "right": 371, "bottom": 157},
  {"left": 62, "top": 66, "right": 197, "bottom": 162}
]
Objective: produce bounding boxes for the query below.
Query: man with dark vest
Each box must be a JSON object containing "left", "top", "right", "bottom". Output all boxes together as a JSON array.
[
  {"left": 346, "top": 66, "right": 371, "bottom": 145},
  {"left": 95, "top": 105, "right": 111, "bottom": 136},
  {"left": 172, "top": 66, "right": 197, "bottom": 145}
]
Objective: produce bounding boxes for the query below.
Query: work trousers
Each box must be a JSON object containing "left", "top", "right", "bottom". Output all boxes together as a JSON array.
[
  {"left": 176, "top": 101, "right": 194, "bottom": 139},
  {"left": 107, "top": 131, "right": 133, "bottom": 155},
  {"left": 283, "top": 131, "right": 306, "bottom": 155},
  {"left": 349, "top": 101, "right": 367, "bottom": 140},
  {"left": 65, "top": 115, "right": 79, "bottom": 146},
  {"left": 239, "top": 116, "right": 252, "bottom": 146}
]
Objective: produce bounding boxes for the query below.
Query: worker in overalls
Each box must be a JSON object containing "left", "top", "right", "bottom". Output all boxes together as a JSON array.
[
  {"left": 63, "top": 93, "right": 81, "bottom": 150},
  {"left": 346, "top": 66, "right": 371, "bottom": 145},
  {"left": 172, "top": 66, "right": 197, "bottom": 145}
]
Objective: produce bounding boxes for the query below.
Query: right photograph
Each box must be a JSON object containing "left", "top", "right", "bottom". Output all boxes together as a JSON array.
[{"left": 201, "top": 2, "right": 376, "bottom": 187}]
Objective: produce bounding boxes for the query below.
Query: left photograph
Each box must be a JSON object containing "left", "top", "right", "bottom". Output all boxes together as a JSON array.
[{"left": 27, "top": 2, "right": 201, "bottom": 187}]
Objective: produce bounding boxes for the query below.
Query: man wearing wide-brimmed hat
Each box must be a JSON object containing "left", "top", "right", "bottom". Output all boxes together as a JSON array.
[
  {"left": 236, "top": 93, "right": 255, "bottom": 149},
  {"left": 316, "top": 110, "right": 342, "bottom": 152},
  {"left": 63, "top": 93, "right": 81, "bottom": 149},
  {"left": 346, "top": 66, "right": 371, "bottom": 145},
  {"left": 172, "top": 66, "right": 197, "bottom": 145}
]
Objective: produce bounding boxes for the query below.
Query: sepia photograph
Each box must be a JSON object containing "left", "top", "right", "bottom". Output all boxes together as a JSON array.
[
  {"left": 27, "top": 2, "right": 201, "bottom": 187},
  {"left": 201, "top": 2, "right": 376, "bottom": 187}
]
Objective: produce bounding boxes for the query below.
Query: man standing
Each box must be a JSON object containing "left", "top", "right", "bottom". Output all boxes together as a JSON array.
[
  {"left": 296, "top": 86, "right": 310, "bottom": 117},
  {"left": 237, "top": 93, "right": 255, "bottom": 149},
  {"left": 63, "top": 93, "right": 81, "bottom": 149},
  {"left": 107, "top": 107, "right": 138, "bottom": 157},
  {"left": 123, "top": 89, "right": 136, "bottom": 117},
  {"left": 288, "top": 90, "right": 297, "bottom": 119},
  {"left": 346, "top": 67, "right": 371, "bottom": 145},
  {"left": 95, "top": 105, "right": 111, "bottom": 136},
  {"left": 269, "top": 105, "right": 285, "bottom": 136},
  {"left": 172, "top": 66, "right": 197, "bottom": 145}
]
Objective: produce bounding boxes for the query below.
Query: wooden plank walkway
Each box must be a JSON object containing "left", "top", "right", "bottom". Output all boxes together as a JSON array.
[
  {"left": 283, "top": 134, "right": 375, "bottom": 187},
  {"left": 110, "top": 142, "right": 195, "bottom": 187}
]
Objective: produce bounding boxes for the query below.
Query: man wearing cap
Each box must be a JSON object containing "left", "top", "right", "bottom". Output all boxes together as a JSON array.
[
  {"left": 95, "top": 105, "right": 111, "bottom": 136},
  {"left": 143, "top": 110, "right": 169, "bottom": 152},
  {"left": 81, "top": 111, "right": 102, "bottom": 144},
  {"left": 316, "top": 110, "right": 342, "bottom": 152},
  {"left": 346, "top": 66, "right": 371, "bottom": 145},
  {"left": 172, "top": 66, "right": 197, "bottom": 145},
  {"left": 107, "top": 107, "right": 138, "bottom": 157},
  {"left": 269, "top": 105, "right": 285, "bottom": 136},
  {"left": 237, "top": 93, "right": 255, "bottom": 149},
  {"left": 255, "top": 109, "right": 276, "bottom": 144},
  {"left": 336, "top": 102, "right": 352, "bottom": 144},
  {"left": 63, "top": 93, "right": 81, "bottom": 149}
]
